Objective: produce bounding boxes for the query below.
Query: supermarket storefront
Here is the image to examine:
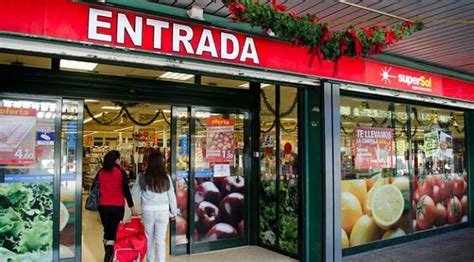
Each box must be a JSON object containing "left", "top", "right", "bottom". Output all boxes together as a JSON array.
[{"left": 0, "top": 0, "right": 473, "bottom": 261}]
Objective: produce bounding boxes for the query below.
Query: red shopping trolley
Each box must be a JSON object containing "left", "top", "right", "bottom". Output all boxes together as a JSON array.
[{"left": 113, "top": 217, "right": 147, "bottom": 262}]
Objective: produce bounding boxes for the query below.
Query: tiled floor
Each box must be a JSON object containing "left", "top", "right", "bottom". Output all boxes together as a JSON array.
[
  {"left": 343, "top": 228, "right": 474, "bottom": 262},
  {"left": 82, "top": 208, "right": 296, "bottom": 262}
]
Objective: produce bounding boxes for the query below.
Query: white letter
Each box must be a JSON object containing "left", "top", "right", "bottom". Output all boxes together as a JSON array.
[
  {"left": 117, "top": 13, "right": 143, "bottom": 46},
  {"left": 195, "top": 29, "right": 218, "bottom": 57},
  {"left": 146, "top": 19, "right": 169, "bottom": 50},
  {"left": 221, "top": 32, "right": 239, "bottom": 60},
  {"left": 88, "top": 8, "right": 112, "bottom": 42},
  {"left": 172, "top": 24, "right": 194, "bottom": 54},
  {"left": 240, "top": 37, "right": 259, "bottom": 64}
]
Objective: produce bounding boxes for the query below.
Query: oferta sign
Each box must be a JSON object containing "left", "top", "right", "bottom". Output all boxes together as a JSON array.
[{"left": 366, "top": 61, "right": 443, "bottom": 94}]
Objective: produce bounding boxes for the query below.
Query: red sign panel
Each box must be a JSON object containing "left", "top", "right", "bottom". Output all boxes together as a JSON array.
[
  {"left": 205, "top": 118, "right": 235, "bottom": 163},
  {"left": 0, "top": 107, "right": 37, "bottom": 165},
  {"left": 0, "top": 0, "right": 473, "bottom": 102},
  {"left": 354, "top": 127, "right": 394, "bottom": 170}
]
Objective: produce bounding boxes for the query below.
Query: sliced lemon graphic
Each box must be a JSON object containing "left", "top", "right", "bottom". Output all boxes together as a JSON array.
[
  {"left": 364, "top": 177, "right": 388, "bottom": 215},
  {"left": 371, "top": 184, "right": 404, "bottom": 230}
]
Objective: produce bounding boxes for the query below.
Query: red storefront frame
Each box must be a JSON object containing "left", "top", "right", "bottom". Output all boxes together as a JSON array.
[{"left": 0, "top": 0, "right": 473, "bottom": 102}]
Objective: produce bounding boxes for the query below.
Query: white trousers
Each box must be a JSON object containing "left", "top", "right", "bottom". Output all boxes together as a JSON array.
[{"left": 142, "top": 211, "right": 169, "bottom": 262}]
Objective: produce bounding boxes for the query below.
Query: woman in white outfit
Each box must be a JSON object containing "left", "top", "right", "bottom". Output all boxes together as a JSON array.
[{"left": 132, "top": 150, "right": 178, "bottom": 262}]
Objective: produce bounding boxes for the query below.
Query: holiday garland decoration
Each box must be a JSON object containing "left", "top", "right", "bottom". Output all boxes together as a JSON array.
[
  {"left": 223, "top": 0, "right": 424, "bottom": 69},
  {"left": 84, "top": 104, "right": 171, "bottom": 127}
]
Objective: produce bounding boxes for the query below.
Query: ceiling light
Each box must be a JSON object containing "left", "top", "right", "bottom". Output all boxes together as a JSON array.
[
  {"left": 101, "top": 106, "right": 122, "bottom": 110},
  {"left": 238, "top": 83, "right": 271, "bottom": 88},
  {"left": 60, "top": 59, "right": 98, "bottom": 71},
  {"left": 160, "top": 72, "right": 194, "bottom": 81},
  {"left": 114, "top": 126, "right": 134, "bottom": 132},
  {"left": 84, "top": 99, "right": 99, "bottom": 103},
  {"left": 84, "top": 112, "right": 103, "bottom": 124}
]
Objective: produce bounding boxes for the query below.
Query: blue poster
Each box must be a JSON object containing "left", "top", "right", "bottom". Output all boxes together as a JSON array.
[{"left": 37, "top": 131, "right": 54, "bottom": 145}]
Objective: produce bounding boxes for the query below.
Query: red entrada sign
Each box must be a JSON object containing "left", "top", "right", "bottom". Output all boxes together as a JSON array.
[{"left": 0, "top": 0, "right": 473, "bottom": 102}]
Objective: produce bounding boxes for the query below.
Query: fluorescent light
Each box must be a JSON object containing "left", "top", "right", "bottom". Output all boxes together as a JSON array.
[
  {"left": 101, "top": 106, "right": 122, "bottom": 110},
  {"left": 84, "top": 112, "right": 103, "bottom": 124},
  {"left": 84, "top": 99, "right": 99, "bottom": 103},
  {"left": 160, "top": 72, "right": 194, "bottom": 80},
  {"left": 60, "top": 59, "right": 97, "bottom": 71},
  {"left": 114, "top": 126, "right": 134, "bottom": 132},
  {"left": 238, "top": 83, "right": 271, "bottom": 88}
]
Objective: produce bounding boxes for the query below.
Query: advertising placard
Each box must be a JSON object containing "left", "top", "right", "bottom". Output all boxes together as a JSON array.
[
  {"left": 205, "top": 118, "right": 235, "bottom": 163},
  {"left": 0, "top": 107, "right": 37, "bottom": 165},
  {"left": 424, "top": 131, "right": 439, "bottom": 157},
  {"left": 354, "top": 127, "right": 394, "bottom": 169}
]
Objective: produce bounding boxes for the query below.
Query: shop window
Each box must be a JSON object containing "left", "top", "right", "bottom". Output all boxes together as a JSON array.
[
  {"left": 340, "top": 96, "right": 468, "bottom": 250},
  {"left": 259, "top": 84, "right": 300, "bottom": 256},
  {"left": 201, "top": 76, "right": 249, "bottom": 89}
]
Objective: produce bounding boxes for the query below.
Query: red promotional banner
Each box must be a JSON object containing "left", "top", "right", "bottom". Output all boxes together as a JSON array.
[
  {"left": 0, "top": 0, "right": 473, "bottom": 102},
  {"left": 354, "top": 127, "right": 394, "bottom": 170},
  {"left": 0, "top": 107, "right": 37, "bottom": 165},
  {"left": 205, "top": 118, "right": 235, "bottom": 163}
]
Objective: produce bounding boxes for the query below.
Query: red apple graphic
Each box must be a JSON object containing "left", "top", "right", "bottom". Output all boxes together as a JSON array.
[
  {"left": 176, "top": 186, "right": 188, "bottom": 210},
  {"left": 196, "top": 181, "right": 222, "bottom": 206},
  {"left": 219, "top": 192, "right": 244, "bottom": 227},
  {"left": 238, "top": 220, "right": 244, "bottom": 236},
  {"left": 176, "top": 215, "right": 188, "bottom": 235},
  {"left": 195, "top": 201, "right": 220, "bottom": 233},
  {"left": 204, "top": 223, "right": 238, "bottom": 241},
  {"left": 218, "top": 176, "right": 245, "bottom": 197}
]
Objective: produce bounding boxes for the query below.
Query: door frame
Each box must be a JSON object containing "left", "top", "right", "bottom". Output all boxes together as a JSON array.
[{"left": 170, "top": 105, "right": 252, "bottom": 255}]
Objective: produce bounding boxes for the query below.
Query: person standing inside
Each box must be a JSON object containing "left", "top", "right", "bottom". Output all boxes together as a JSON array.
[
  {"left": 132, "top": 150, "right": 178, "bottom": 262},
  {"left": 98, "top": 150, "right": 138, "bottom": 262}
]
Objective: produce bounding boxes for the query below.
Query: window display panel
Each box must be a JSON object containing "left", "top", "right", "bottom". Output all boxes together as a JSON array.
[
  {"left": 0, "top": 98, "right": 57, "bottom": 261},
  {"left": 411, "top": 107, "right": 467, "bottom": 232},
  {"left": 340, "top": 97, "right": 411, "bottom": 248},
  {"left": 60, "top": 101, "right": 80, "bottom": 259},
  {"left": 174, "top": 107, "right": 190, "bottom": 245},
  {"left": 278, "top": 86, "right": 299, "bottom": 255},
  {"left": 193, "top": 111, "right": 245, "bottom": 243},
  {"left": 259, "top": 85, "right": 277, "bottom": 247},
  {"left": 340, "top": 96, "right": 469, "bottom": 250}
]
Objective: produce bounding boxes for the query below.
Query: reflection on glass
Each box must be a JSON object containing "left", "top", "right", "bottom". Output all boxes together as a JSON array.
[
  {"left": 0, "top": 98, "right": 56, "bottom": 261},
  {"left": 259, "top": 85, "right": 277, "bottom": 247},
  {"left": 340, "top": 96, "right": 469, "bottom": 249},
  {"left": 60, "top": 101, "right": 79, "bottom": 259},
  {"left": 193, "top": 111, "right": 245, "bottom": 243},
  {"left": 278, "top": 86, "right": 299, "bottom": 255},
  {"left": 174, "top": 107, "right": 190, "bottom": 245}
]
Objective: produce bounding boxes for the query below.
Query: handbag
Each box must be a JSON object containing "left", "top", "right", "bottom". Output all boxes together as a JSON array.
[{"left": 85, "top": 171, "right": 100, "bottom": 211}]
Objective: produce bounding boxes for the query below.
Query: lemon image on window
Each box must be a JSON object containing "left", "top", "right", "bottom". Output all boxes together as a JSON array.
[
  {"left": 350, "top": 215, "right": 383, "bottom": 246},
  {"left": 341, "top": 179, "right": 367, "bottom": 210},
  {"left": 341, "top": 228, "right": 349, "bottom": 248},
  {"left": 364, "top": 177, "right": 389, "bottom": 215},
  {"left": 371, "top": 184, "right": 404, "bottom": 230},
  {"left": 341, "top": 192, "right": 363, "bottom": 235},
  {"left": 382, "top": 228, "right": 406, "bottom": 240}
]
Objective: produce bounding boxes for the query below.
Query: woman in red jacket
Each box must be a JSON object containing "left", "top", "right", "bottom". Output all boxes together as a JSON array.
[{"left": 98, "top": 150, "right": 138, "bottom": 262}]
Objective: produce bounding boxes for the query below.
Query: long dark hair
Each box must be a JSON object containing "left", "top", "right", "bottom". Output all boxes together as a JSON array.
[
  {"left": 140, "top": 150, "right": 170, "bottom": 193},
  {"left": 103, "top": 150, "right": 120, "bottom": 171}
]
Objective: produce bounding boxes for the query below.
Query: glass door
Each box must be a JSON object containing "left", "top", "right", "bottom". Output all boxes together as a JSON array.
[
  {"left": 171, "top": 106, "right": 250, "bottom": 254},
  {"left": 0, "top": 96, "right": 61, "bottom": 261}
]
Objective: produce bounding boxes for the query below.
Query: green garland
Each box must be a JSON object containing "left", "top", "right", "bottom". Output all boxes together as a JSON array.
[
  {"left": 223, "top": 0, "right": 424, "bottom": 63},
  {"left": 85, "top": 104, "right": 171, "bottom": 127},
  {"left": 260, "top": 89, "right": 298, "bottom": 117}
]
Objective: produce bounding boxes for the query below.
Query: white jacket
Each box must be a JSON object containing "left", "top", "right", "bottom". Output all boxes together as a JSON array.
[{"left": 131, "top": 175, "right": 178, "bottom": 215}]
